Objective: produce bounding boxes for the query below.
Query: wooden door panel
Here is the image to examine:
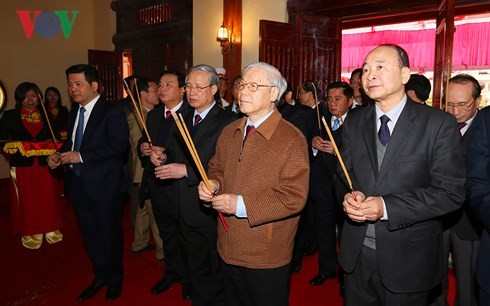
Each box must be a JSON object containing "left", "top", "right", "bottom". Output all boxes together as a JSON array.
[
  {"left": 297, "top": 15, "right": 341, "bottom": 98},
  {"left": 259, "top": 17, "right": 341, "bottom": 99},
  {"left": 259, "top": 20, "right": 297, "bottom": 89},
  {"left": 88, "top": 50, "right": 122, "bottom": 103}
]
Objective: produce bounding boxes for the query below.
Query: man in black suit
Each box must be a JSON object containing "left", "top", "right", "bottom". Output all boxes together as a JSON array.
[
  {"left": 150, "top": 64, "right": 235, "bottom": 306},
  {"left": 47, "top": 64, "right": 129, "bottom": 301},
  {"left": 431, "top": 74, "right": 482, "bottom": 306},
  {"left": 139, "top": 70, "right": 193, "bottom": 299},
  {"left": 307, "top": 82, "right": 352, "bottom": 286},
  {"left": 339, "top": 44, "right": 465, "bottom": 305},
  {"left": 466, "top": 106, "right": 490, "bottom": 305}
]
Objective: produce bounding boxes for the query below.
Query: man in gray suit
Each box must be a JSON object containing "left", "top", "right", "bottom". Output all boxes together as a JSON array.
[{"left": 339, "top": 44, "right": 466, "bottom": 305}]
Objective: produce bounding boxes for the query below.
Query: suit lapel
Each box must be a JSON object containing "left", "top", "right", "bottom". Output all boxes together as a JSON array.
[
  {"left": 192, "top": 104, "right": 220, "bottom": 144},
  {"left": 361, "top": 106, "right": 379, "bottom": 177},
  {"left": 65, "top": 106, "right": 79, "bottom": 148},
  {"left": 81, "top": 97, "right": 104, "bottom": 146},
  {"left": 461, "top": 121, "right": 474, "bottom": 155},
  {"left": 376, "top": 101, "right": 416, "bottom": 183}
]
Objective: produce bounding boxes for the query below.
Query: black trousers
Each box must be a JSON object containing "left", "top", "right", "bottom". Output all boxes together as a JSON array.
[
  {"left": 151, "top": 183, "right": 190, "bottom": 286},
  {"left": 71, "top": 183, "right": 124, "bottom": 285},
  {"left": 312, "top": 183, "right": 338, "bottom": 276},
  {"left": 181, "top": 221, "right": 224, "bottom": 306},
  {"left": 345, "top": 246, "right": 430, "bottom": 306},
  {"left": 222, "top": 262, "right": 291, "bottom": 306}
]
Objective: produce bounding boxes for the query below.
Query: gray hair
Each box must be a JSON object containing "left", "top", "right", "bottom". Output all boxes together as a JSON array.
[
  {"left": 186, "top": 64, "right": 219, "bottom": 87},
  {"left": 242, "top": 62, "right": 287, "bottom": 105}
]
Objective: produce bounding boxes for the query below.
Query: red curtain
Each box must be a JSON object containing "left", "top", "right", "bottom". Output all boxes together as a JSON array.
[{"left": 342, "top": 22, "right": 490, "bottom": 71}]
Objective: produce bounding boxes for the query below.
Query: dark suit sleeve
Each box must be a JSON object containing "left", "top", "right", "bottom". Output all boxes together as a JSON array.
[{"left": 466, "top": 108, "right": 490, "bottom": 232}]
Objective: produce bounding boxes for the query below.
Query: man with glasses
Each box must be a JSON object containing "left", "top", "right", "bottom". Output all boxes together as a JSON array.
[
  {"left": 198, "top": 62, "right": 309, "bottom": 306},
  {"left": 225, "top": 75, "right": 244, "bottom": 117},
  {"left": 150, "top": 64, "right": 235, "bottom": 305},
  {"left": 431, "top": 73, "right": 482, "bottom": 306}
]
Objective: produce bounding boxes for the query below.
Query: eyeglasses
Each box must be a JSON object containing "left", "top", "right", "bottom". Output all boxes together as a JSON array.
[
  {"left": 447, "top": 99, "right": 476, "bottom": 110},
  {"left": 236, "top": 82, "right": 275, "bottom": 92},
  {"left": 185, "top": 84, "right": 212, "bottom": 93}
]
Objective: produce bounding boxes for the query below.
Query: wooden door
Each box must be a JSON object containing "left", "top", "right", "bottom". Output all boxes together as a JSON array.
[
  {"left": 297, "top": 15, "right": 341, "bottom": 98},
  {"left": 259, "top": 16, "right": 341, "bottom": 98},
  {"left": 88, "top": 49, "right": 122, "bottom": 103},
  {"left": 432, "top": 0, "right": 455, "bottom": 110},
  {"left": 259, "top": 20, "right": 297, "bottom": 90}
]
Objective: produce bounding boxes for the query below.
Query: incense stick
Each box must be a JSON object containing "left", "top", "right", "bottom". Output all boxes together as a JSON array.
[
  {"left": 321, "top": 116, "right": 354, "bottom": 192},
  {"left": 123, "top": 79, "right": 152, "bottom": 144},
  {"left": 312, "top": 83, "right": 322, "bottom": 135},
  {"left": 172, "top": 112, "right": 229, "bottom": 231},
  {"left": 134, "top": 79, "right": 145, "bottom": 125},
  {"left": 36, "top": 94, "right": 57, "bottom": 146}
]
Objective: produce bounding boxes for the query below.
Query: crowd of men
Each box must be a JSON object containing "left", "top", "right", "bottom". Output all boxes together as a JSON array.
[{"left": 44, "top": 43, "right": 490, "bottom": 306}]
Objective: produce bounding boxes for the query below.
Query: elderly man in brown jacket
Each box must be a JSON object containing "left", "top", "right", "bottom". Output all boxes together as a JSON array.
[{"left": 198, "top": 62, "right": 309, "bottom": 306}]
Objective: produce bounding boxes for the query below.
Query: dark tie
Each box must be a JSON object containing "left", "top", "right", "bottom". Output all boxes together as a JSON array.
[
  {"left": 243, "top": 125, "right": 255, "bottom": 143},
  {"left": 378, "top": 115, "right": 391, "bottom": 146},
  {"left": 73, "top": 107, "right": 85, "bottom": 176},
  {"left": 332, "top": 118, "right": 341, "bottom": 131},
  {"left": 458, "top": 122, "right": 467, "bottom": 136},
  {"left": 194, "top": 114, "right": 202, "bottom": 126},
  {"left": 165, "top": 110, "right": 172, "bottom": 119}
]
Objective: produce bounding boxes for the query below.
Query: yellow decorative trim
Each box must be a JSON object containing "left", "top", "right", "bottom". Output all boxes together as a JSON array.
[{"left": 3, "top": 142, "right": 58, "bottom": 157}]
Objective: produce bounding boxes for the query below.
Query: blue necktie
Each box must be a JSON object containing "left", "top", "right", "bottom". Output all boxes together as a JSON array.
[
  {"left": 332, "top": 118, "right": 341, "bottom": 131},
  {"left": 378, "top": 115, "right": 391, "bottom": 146},
  {"left": 73, "top": 107, "right": 85, "bottom": 176}
]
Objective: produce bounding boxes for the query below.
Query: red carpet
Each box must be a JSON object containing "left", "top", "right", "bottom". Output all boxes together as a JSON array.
[{"left": 0, "top": 178, "right": 454, "bottom": 305}]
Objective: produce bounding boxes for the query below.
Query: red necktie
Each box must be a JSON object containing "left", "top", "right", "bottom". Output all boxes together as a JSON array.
[
  {"left": 243, "top": 125, "right": 255, "bottom": 143},
  {"left": 194, "top": 114, "right": 202, "bottom": 126},
  {"left": 165, "top": 110, "right": 172, "bottom": 119},
  {"left": 458, "top": 122, "right": 467, "bottom": 137}
]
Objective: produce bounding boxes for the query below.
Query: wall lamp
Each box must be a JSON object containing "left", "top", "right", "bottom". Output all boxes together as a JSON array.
[{"left": 216, "top": 21, "right": 235, "bottom": 55}]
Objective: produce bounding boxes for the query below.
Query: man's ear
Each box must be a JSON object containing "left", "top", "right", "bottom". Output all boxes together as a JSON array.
[
  {"left": 270, "top": 87, "right": 279, "bottom": 102},
  {"left": 401, "top": 67, "right": 411, "bottom": 84},
  {"left": 211, "top": 84, "right": 218, "bottom": 96},
  {"left": 91, "top": 81, "right": 99, "bottom": 92},
  {"left": 406, "top": 89, "right": 416, "bottom": 101}
]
